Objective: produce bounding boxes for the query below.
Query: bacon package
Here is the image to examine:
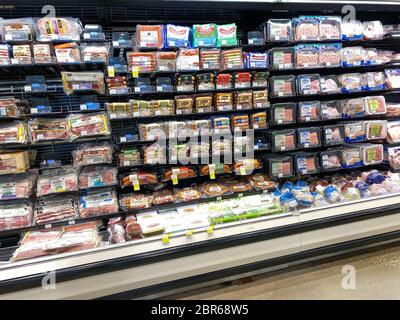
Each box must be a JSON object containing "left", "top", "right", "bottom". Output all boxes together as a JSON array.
[
  {"left": 73, "top": 142, "right": 113, "bottom": 167},
  {"left": 135, "top": 24, "right": 164, "bottom": 49},
  {"left": 79, "top": 188, "right": 119, "bottom": 218},
  {"left": 29, "top": 118, "right": 69, "bottom": 143},
  {"left": 67, "top": 112, "right": 110, "bottom": 139},
  {"left": 0, "top": 201, "right": 32, "bottom": 231},
  {"left": 55, "top": 42, "right": 81, "bottom": 63},
  {"left": 36, "top": 166, "right": 78, "bottom": 197},
  {"left": 61, "top": 71, "right": 105, "bottom": 95},
  {"left": 78, "top": 165, "right": 118, "bottom": 189},
  {"left": 0, "top": 121, "right": 28, "bottom": 145},
  {"left": 0, "top": 44, "right": 11, "bottom": 65},
  {"left": 0, "top": 151, "right": 29, "bottom": 175},
  {"left": 34, "top": 17, "right": 82, "bottom": 41},
  {"left": 34, "top": 194, "right": 78, "bottom": 225},
  {"left": 0, "top": 172, "right": 36, "bottom": 200}
]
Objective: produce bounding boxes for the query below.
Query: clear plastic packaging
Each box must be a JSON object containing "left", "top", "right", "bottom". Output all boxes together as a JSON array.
[
  {"left": 176, "top": 74, "right": 195, "bottom": 92},
  {"left": 36, "top": 166, "right": 78, "bottom": 197},
  {"left": 320, "top": 149, "right": 342, "bottom": 170},
  {"left": 61, "top": 71, "right": 105, "bottom": 95},
  {"left": 271, "top": 102, "right": 296, "bottom": 125},
  {"left": 55, "top": 42, "right": 81, "bottom": 63},
  {"left": 297, "top": 127, "right": 321, "bottom": 149},
  {"left": 212, "top": 138, "right": 232, "bottom": 156},
  {"left": 120, "top": 170, "right": 158, "bottom": 188},
  {"left": 235, "top": 91, "right": 253, "bottom": 110},
  {"left": 387, "top": 121, "right": 400, "bottom": 144},
  {"left": 269, "top": 47, "right": 294, "bottom": 70},
  {"left": 340, "top": 98, "right": 365, "bottom": 118},
  {"left": 165, "top": 24, "right": 190, "bottom": 48},
  {"left": 323, "top": 124, "right": 345, "bottom": 146},
  {"left": 0, "top": 97, "right": 24, "bottom": 118},
  {"left": 106, "top": 102, "right": 132, "bottom": 119},
  {"left": 144, "top": 144, "right": 166, "bottom": 164},
  {"left": 362, "top": 72, "right": 386, "bottom": 91},
  {"left": 221, "top": 48, "right": 244, "bottom": 70},
  {"left": 0, "top": 44, "right": 11, "bottom": 65},
  {"left": 0, "top": 172, "right": 36, "bottom": 200},
  {"left": 267, "top": 19, "right": 293, "bottom": 42},
  {"left": 176, "top": 48, "right": 199, "bottom": 71},
  {"left": 195, "top": 94, "right": 213, "bottom": 113},
  {"left": 73, "top": 142, "right": 113, "bottom": 167},
  {"left": 67, "top": 112, "right": 110, "bottom": 140},
  {"left": 297, "top": 74, "right": 321, "bottom": 95},
  {"left": 81, "top": 42, "right": 109, "bottom": 63},
  {"left": 0, "top": 151, "right": 30, "bottom": 175},
  {"left": 78, "top": 165, "right": 118, "bottom": 189},
  {"left": 215, "top": 92, "right": 233, "bottom": 111},
  {"left": 119, "top": 193, "right": 154, "bottom": 211},
  {"left": 192, "top": 24, "right": 217, "bottom": 48},
  {"left": 319, "top": 43, "right": 341, "bottom": 67},
  {"left": 386, "top": 103, "right": 400, "bottom": 117},
  {"left": 216, "top": 73, "right": 232, "bottom": 90},
  {"left": 79, "top": 188, "right": 119, "bottom": 218},
  {"left": 82, "top": 24, "right": 105, "bottom": 41},
  {"left": 245, "top": 52, "right": 268, "bottom": 69},
  {"left": 251, "top": 112, "right": 267, "bottom": 129},
  {"left": 118, "top": 148, "right": 142, "bottom": 167},
  {"left": 212, "top": 116, "right": 231, "bottom": 132},
  {"left": 138, "top": 123, "right": 166, "bottom": 141},
  {"left": 127, "top": 51, "right": 157, "bottom": 73},
  {"left": 320, "top": 100, "right": 341, "bottom": 120},
  {"left": 34, "top": 194, "right": 78, "bottom": 225},
  {"left": 268, "top": 156, "right": 293, "bottom": 179},
  {"left": 319, "top": 16, "right": 341, "bottom": 40},
  {"left": 344, "top": 122, "right": 366, "bottom": 143},
  {"left": 340, "top": 46, "right": 366, "bottom": 67},
  {"left": 320, "top": 75, "right": 341, "bottom": 94},
  {"left": 34, "top": 17, "right": 82, "bottom": 42},
  {"left": 234, "top": 72, "right": 252, "bottom": 88},
  {"left": 385, "top": 69, "right": 400, "bottom": 89},
  {"left": 295, "top": 44, "right": 320, "bottom": 69},
  {"left": 247, "top": 31, "right": 265, "bottom": 45},
  {"left": 33, "top": 44, "right": 53, "bottom": 63},
  {"left": 294, "top": 16, "right": 320, "bottom": 41},
  {"left": 271, "top": 130, "right": 296, "bottom": 152},
  {"left": 0, "top": 201, "right": 32, "bottom": 231},
  {"left": 200, "top": 48, "right": 220, "bottom": 70},
  {"left": 341, "top": 147, "right": 362, "bottom": 168},
  {"left": 338, "top": 73, "right": 363, "bottom": 93},
  {"left": 294, "top": 152, "right": 319, "bottom": 175},
  {"left": 152, "top": 189, "right": 177, "bottom": 206},
  {"left": 175, "top": 95, "right": 194, "bottom": 114},
  {"left": 252, "top": 90, "right": 269, "bottom": 109},
  {"left": 364, "top": 120, "right": 388, "bottom": 140},
  {"left": 112, "top": 32, "right": 132, "bottom": 48},
  {"left": 0, "top": 121, "right": 28, "bottom": 145},
  {"left": 362, "top": 144, "right": 384, "bottom": 165},
  {"left": 270, "top": 75, "right": 296, "bottom": 98},
  {"left": 29, "top": 118, "right": 69, "bottom": 143},
  {"left": 388, "top": 146, "right": 400, "bottom": 170},
  {"left": 232, "top": 114, "right": 250, "bottom": 131},
  {"left": 156, "top": 51, "right": 176, "bottom": 72},
  {"left": 233, "top": 159, "right": 262, "bottom": 175},
  {"left": 217, "top": 23, "right": 238, "bottom": 47},
  {"left": 135, "top": 25, "right": 164, "bottom": 49},
  {"left": 341, "top": 20, "right": 363, "bottom": 41},
  {"left": 364, "top": 48, "right": 379, "bottom": 65},
  {"left": 364, "top": 96, "right": 387, "bottom": 115},
  {"left": 298, "top": 101, "right": 320, "bottom": 122},
  {"left": 1, "top": 18, "right": 34, "bottom": 42},
  {"left": 363, "top": 21, "right": 384, "bottom": 40},
  {"left": 12, "top": 44, "right": 32, "bottom": 64},
  {"left": 252, "top": 71, "right": 269, "bottom": 88},
  {"left": 162, "top": 166, "right": 197, "bottom": 182}
]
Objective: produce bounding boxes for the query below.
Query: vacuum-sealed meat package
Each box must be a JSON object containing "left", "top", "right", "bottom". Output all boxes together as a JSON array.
[
  {"left": 270, "top": 75, "right": 296, "bottom": 98},
  {"left": 267, "top": 19, "right": 293, "bottom": 42},
  {"left": 387, "top": 121, "right": 400, "bottom": 144},
  {"left": 29, "top": 118, "right": 69, "bottom": 143},
  {"left": 319, "top": 16, "right": 341, "bottom": 40},
  {"left": 295, "top": 44, "right": 320, "bottom": 69},
  {"left": 294, "top": 16, "right": 319, "bottom": 41},
  {"left": 294, "top": 152, "right": 319, "bottom": 175},
  {"left": 67, "top": 112, "right": 110, "bottom": 139},
  {"left": 34, "top": 17, "right": 82, "bottom": 41},
  {"left": 119, "top": 193, "right": 153, "bottom": 211},
  {"left": 320, "top": 100, "right": 341, "bottom": 119},
  {"left": 79, "top": 188, "right": 119, "bottom": 218},
  {"left": 320, "top": 75, "right": 341, "bottom": 94},
  {"left": 34, "top": 194, "right": 78, "bottom": 225},
  {"left": 36, "top": 166, "right": 78, "bottom": 197},
  {"left": 269, "top": 47, "right": 294, "bottom": 70},
  {"left": 271, "top": 102, "right": 296, "bottom": 125},
  {"left": 0, "top": 151, "right": 30, "bottom": 175},
  {"left": 78, "top": 165, "right": 118, "bottom": 189},
  {"left": 297, "top": 74, "right": 321, "bottom": 95},
  {"left": 271, "top": 130, "right": 296, "bottom": 151},
  {"left": 0, "top": 121, "right": 28, "bottom": 145},
  {"left": 73, "top": 142, "right": 113, "bottom": 167},
  {"left": 320, "top": 149, "right": 342, "bottom": 170},
  {"left": 0, "top": 201, "right": 32, "bottom": 231},
  {"left": 298, "top": 101, "right": 320, "bottom": 122},
  {"left": 0, "top": 172, "right": 36, "bottom": 200},
  {"left": 268, "top": 156, "right": 293, "bottom": 179},
  {"left": 319, "top": 43, "right": 341, "bottom": 67},
  {"left": 135, "top": 24, "right": 164, "bottom": 49},
  {"left": 297, "top": 127, "right": 321, "bottom": 149},
  {"left": 323, "top": 124, "right": 345, "bottom": 146}
]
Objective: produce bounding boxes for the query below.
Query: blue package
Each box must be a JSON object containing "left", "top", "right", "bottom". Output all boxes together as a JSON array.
[
  {"left": 280, "top": 190, "right": 298, "bottom": 209},
  {"left": 165, "top": 24, "right": 191, "bottom": 48},
  {"left": 246, "top": 52, "right": 268, "bottom": 69},
  {"left": 341, "top": 20, "right": 363, "bottom": 41},
  {"left": 366, "top": 172, "right": 386, "bottom": 185},
  {"left": 355, "top": 181, "right": 370, "bottom": 197},
  {"left": 281, "top": 181, "right": 294, "bottom": 192}
]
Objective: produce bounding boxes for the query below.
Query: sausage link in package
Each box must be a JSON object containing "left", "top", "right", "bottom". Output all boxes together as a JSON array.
[
  {"left": 29, "top": 118, "right": 69, "bottom": 143},
  {"left": 221, "top": 48, "right": 243, "bottom": 70},
  {"left": 252, "top": 90, "right": 269, "bottom": 109},
  {"left": 165, "top": 24, "right": 190, "bottom": 48},
  {"left": 61, "top": 71, "right": 105, "bottom": 95},
  {"left": 176, "top": 48, "right": 200, "bottom": 71},
  {"left": 0, "top": 121, "right": 28, "bottom": 145},
  {"left": 79, "top": 188, "right": 119, "bottom": 218},
  {"left": 162, "top": 166, "right": 197, "bottom": 182},
  {"left": 127, "top": 52, "right": 157, "bottom": 73},
  {"left": 200, "top": 48, "right": 220, "bottom": 70},
  {"left": 193, "top": 24, "right": 217, "bottom": 48},
  {"left": 235, "top": 91, "right": 253, "bottom": 110},
  {"left": 217, "top": 23, "right": 238, "bottom": 47},
  {"left": 67, "top": 112, "right": 110, "bottom": 140},
  {"left": 36, "top": 166, "right": 78, "bottom": 197},
  {"left": 135, "top": 25, "right": 164, "bottom": 49},
  {"left": 295, "top": 44, "right": 320, "bottom": 69},
  {"left": 34, "top": 17, "right": 82, "bottom": 42},
  {"left": 73, "top": 142, "right": 113, "bottom": 167},
  {"left": 78, "top": 165, "right": 118, "bottom": 189},
  {"left": 233, "top": 159, "right": 262, "bottom": 176},
  {"left": 156, "top": 51, "right": 177, "bottom": 72}
]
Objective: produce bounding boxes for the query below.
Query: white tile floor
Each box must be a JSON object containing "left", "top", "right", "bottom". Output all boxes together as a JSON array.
[{"left": 168, "top": 244, "right": 400, "bottom": 300}]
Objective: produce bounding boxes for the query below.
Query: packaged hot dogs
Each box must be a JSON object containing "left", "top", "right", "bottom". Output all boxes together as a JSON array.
[{"left": 135, "top": 24, "right": 164, "bottom": 49}]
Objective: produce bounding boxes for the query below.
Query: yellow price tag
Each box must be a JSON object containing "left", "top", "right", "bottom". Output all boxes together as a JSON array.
[
  {"left": 131, "top": 66, "right": 140, "bottom": 77},
  {"left": 209, "top": 164, "right": 216, "bottom": 180},
  {"left": 172, "top": 168, "right": 180, "bottom": 185},
  {"left": 133, "top": 181, "right": 140, "bottom": 191},
  {"left": 107, "top": 66, "right": 115, "bottom": 77},
  {"left": 162, "top": 234, "right": 170, "bottom": 244},
  {"left": 186, "top": 230, "right": 193, "bottom": 237},
  {"left": 240, "top": 166, "right": 247, "bottom": 175},
  {"left": 207, "top": 226, "right": 215, "bottom": 234}
]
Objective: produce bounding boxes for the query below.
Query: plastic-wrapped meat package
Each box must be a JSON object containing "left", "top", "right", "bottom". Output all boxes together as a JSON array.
[
  {"left": 136, "top": 211, "right": 164, "bottom": 236},
  {"left": 73, "top": 143, "right": 113, "bottom": 167},
  {"left": 120, "top": 170, "right": 158, "bottom": 188},
  {"left": 267, "top": 19, "right": 293, "bottom": 42},
  {"left": 294, "top": 152, "right": 319, "bottom": 175},
  {"left": 162, "top": 166, "right": 196, "bottom": 182},
  {"left": 235, "top": 91, "right": 252, "bottom": 110},
  {"left": 144, "top": 143, "right": 166, "bottom": 164},
  {"left": 377, "top": 50, "right": 393, "bottom": 64},
  {"left": 320, "top": 75, "right": 341, "bottom": 94},
  {"left": 0, "top": 44, "right": 11, "bottom": 65},
  {"left": 361, "top": 144, "right": 384, "bottom": 165},
  {"left": 175, "top": 187, "right": 202, "bottom": 203},
  {"left": 198, "top": 181, "right": 231, "bottom": 197},
  {"left": 36, "top": 166, "right": 78, "bottom": 197},
  {"left": 270, "top": 75, "right": 296, "bottom": 98},
  {"left": 362, "top": 72, "right": 386, "bottom": 91},
  {"left": 135, "top": 25, "right": 164, "bottom": 49},
  {"left": 192, "top": 24, "right": 217, "bottom": 48},
  {"left": 323, "top": 125, "right": 345, "bottom": 146},
  {"left": 368, "top": 184, "right": 389, "bottom": 197},
  {"left": 0, "top": 172, "right": 36, "bottom": 200},
  {"left": 200, "top": 49, "right": 220, "bottom": 70},
  {"left": 61, "top": 71, "right": 105, "bottom": 95},
  {"left": 55, "top": 42, "right": 81, "bottom": 63},
  {"left": 12, "top": 44, "right": 32, "bottom": 64},
  {"left": 165, "top": 24, "right": 190, "bottom": 48},
  {"left": 0, "top": 151, "right": 30, "bottom": 175},
  {"left": 0, "top": 201, "right": 32, "bottom": 231},
  {"left": 34, "top": 194, "right": 78, "bottom": 225},
  {"left": 118, "top": 147, "right": 141, "bottom": 167},
  {"left": 139, "top": 123, "right": 166, "bottom": 141},
  {"left": 320, "top": 100, "right": 341, "bottom": 120},
  {"left": 320, "top": 150, "right": 342, "bottom": 170},
  {"left": 295, "top": 44, "right": 320, "bottom": 68},
  {"left": 342, "top": 147, "right": 362, "bottom": 168},
  {"left": 34, "top": 17, "right": 82, "bottom": 41},
  {"left": 319, "top": 16, "right": 341, "bottom": 40},
  {"left": 156, "top": 51, "right": 177, "bottom": 72},
  {"left": 341, "top": 20, "right": 363, "bottom": 40},
  {"left": 107, "top": 217, "right": 126, "bottom": 244},
  {"left": 79, "top": 188, "right": 119, "bottom": 218},
  {"left": 319, "top": 43, "right": 341, "bottom": 67},
  {"left": 364, "top": 96, "right": 386, "bottom": 115},
  {"left": 269, "top": 47, "right": 294, "bottom": 70},
  {"left": 297, "top": 74, "right": 321, "bottom": 95},
  {"left": 340, "top": 47, "right": 366, "bottom": 67},
  {"left": 294, "top": 17, "right": 319, "bottom": 41},
  {"left": 151, "top": 99, "right": 174, "bottom": 116},
  {"left": 152, "top": 189, "right": 177, "bottom": 206},
  {"left": 339, "top": 73, "right": 363, "bottom": 93},
  {"left": 363, "top": 21, "right": 384, "bottom": 40},
  {"left": 252, "top": 90, "right": 269, "bottom": 109},
  {"left": 176, "top": 48, "right": 200, "bottom": 71},
  {"left": 340, "top": 98, "right": 365, "bottom": 118},
  {"left": 386, "top": 121, "right": 400, "bottom": 144},
  {"left": 271, "top": 102, "right": 296, "bottom": 125},
  {"left": 81, "top": 43, "right": 109, "bottom": 63},
  {"left": 125, "top": 215, "right": 143, "bottom": 240},
  {"left": 217, "top": 23, "right": 238, "bottom": 47},
  {"left": 268, "top": 156, "right": 293, "bottom": 179},
  {"left": 364, "top": 48, "right": 379, "bottom": 65},
  {"left": 106, "top": 102, "right": 132, "bottom": 119},
  {"left": 216, "top": 73, "right": 232, "bottom": 90},
  {"left": 252, "top": 71, "right": 269, "bottom": 88},
  {"left": 0, "top": 121, "right": 28, "bottom": 145},
  {"left": 33, "top": 44, "right": 53, "bottom": 63},
  {"left": 245, "top": 52, "right": 268, "bottom": 69},
  {"left": 271, "top": 130, "right": 296, "bottom": 151},
  {"left": 215, "top": 93, "right": 233, "bottom": 111},
  {"left": 119, "top": 193, "right": 153, "bottom": 211},
  {"left": 127, "top": 52, "right": 157, "bottom": 73},
  {"left": 29, "top": 118, "right": 69, "bottom": 143},
  {"left": 386, "top": 103, "right": 400, "bottom": 117},
  {"left": 344, "top": 122, "right": 366, "bottom": 143},
  {"left": 78, "top": 165, "right": 117, "bottom": 189},
  {"left": 297, "top": 127, "right": 321, "bottom": 149},
  {"left": 107, "top": 76, "right": 129, "bottom": 95},
  {"left": 388, "top": 146, "right": 400, "bottom": 170},
  {"left": 1, "top": 18, "right": 34, "bottom": 42},
  {"left": 67, "top": 112, "right": 110, "bottom": 140},
  {"left": 298, "top": 101, "right": 320, "bottom": 122},
  {"left": 221, "top": 48, "right": 243, "bottom": 70},
  {"left": 385, "top": 69, "right": 400, "bottom": 89},
  {"left": 0, "top": 97, "right": 21, "bottom": 118}
]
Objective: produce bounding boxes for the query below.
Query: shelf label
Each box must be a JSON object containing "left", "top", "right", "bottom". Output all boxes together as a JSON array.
[
  {"left": 132, "top": 66, "right": 140, "bottom": 77},
  {"left": 209, "top": 164, "right": 216, "bottom": 180},
  {"left": 171, "top": 168, "right": 180, "bottom": 185},
  {"left": 186, "top": 230, "right": 193, "bottom": 237},
  {"left": 207, "top": 226, "right": 215, "bottom": 234},
  {"left": 162, "top": 234, "right": 170, "bottom": 244},
  {"left": 45, "top": 224, "right": 52, "bottom": 229}
]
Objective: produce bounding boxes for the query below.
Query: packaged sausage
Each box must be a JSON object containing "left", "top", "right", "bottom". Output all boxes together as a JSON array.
[
  {"left": 156, "top": 51, "right": 177, "bottom": 72},
  {"left": 107, "top": 76, "right": 129, "bottom": 95},
  {"left": 175, "top": 187, "right": 202, "bottom": 203},
  {"left": 320, "top": 149, "right": 341, "bottom": 170},
  {"left": 344, "top": 122, "right": 366, "bottom": 143},
  {"left": 0, "top": 201, "right": 32, "bottom": 231},
  {"left": 319, "top": 43, "right": 341, "bottom": 67},
  {"left": 176, "top": 48, "right": 200, "bottom": 71},
  {"left": 67, "top": 112, "right": 110, "bottom": 139},
  {"left": 215, "top": 92, "right": 233, "bottom": 111},
  {"left": 212, "top": 139, "right": 232, "bottom": 156},
  {"left": 297, "top": 74, "right": 321, "bottom": 95},
  {"left": 252, "top": 90, "right": 269, "bottom": 108},
  {"left": 271, "top": 130, "right": 296, "bottom": 151},
  {"left": 200, "top": 48, "right": 221, "bottom": 70},
  {"left": 55, "top": 42, "right": 81, "bottom": 63},
  {"left": 175, "top": 95, "right": 194, "bottom": 114},
  {"left": 144, "top": 144, "right": 166, "bottom": 164},
  {"left": 323, "top": 124, "right": 345, "bottom": 146},
  {"left": 362, "top": 72, "right": 386, "bottom": 91},
  {"left": 162, "top": 166, "right": 197, "bottom": 182},
  {"left": 251, "top": 112, "right": 268, "bottom": 129},
  {"left": 196, "top": 73, "right": 215, "bottom": 91},
  {"left": 387, "top": 121, "right": 400, "bottom": 144},
  {"left": 268, "top": 156, "right": 293, "bottom": 179},
  {"left": 135, "top": 24, "right": 164, "bottom": 49},
  {"left": 338, "top": 73, "right": 363, "bottom": 93},
  {"left": 294, "top": 152, "right": 319, "bottom": 175},
  {"left": 151, "top": 99, "right": 174, "bottom": 116},
  {"left": 298, "top": 101, "right": 320, "bottom": 122},
  {"left": 271, "top": 102, "right": 297, "bottom": 125},
  {"left": 152, "top": 189, "right": 177, "bottom": 206},
  {"left": 29, "top": 118, "right": 69, "bottom": 143},
  {"left": 294, "top": 16, "right": 320, "bottom": 41},
  {"left": 232, "top": 114, "right": 250, "bottom": 131},
  {"left": 217, "top": 23, "right": 238, "bottom": 47},
  {"left": 130, "top": 99, "right": 152, "bottom": 117},
  {"left": 340, "top": 98, "right": 365, "bottom": 118},
  {"left": 235, "top": 91, "right": 253, "bottom": 110},
  {"left": 216, "top": 73, "right": 233, "bottom": 90},
  {"left": 165, "top": 24, "right": 190, "bottom": 48},
  {"left": 12, "top": 44, "right": 32, "bottom": 64},
  {"left": 34, "top": 17, "right": 82, "bottom": 42},
  {"left": 79, "top": 188, "right": 119, "bottom": 218},
  {"left": 119, "top": 193, "right": 153, "bottom": 211},
  {"left": 363, "top": 21, "right": 384, "bottom": 40},
  {"left": 195, "top": 93, "right": 213, "bottom": 113},
  {"left": 252, "top": 71, "right": 269, "bottom": 88},
  {"left": 1, "top": 18, "right": 34, "bottom": 42},
  {"left": 234, "top": 72, "right": 252, "bottom": 88},
  {"left": 120, "top": 170, "right": 158, "bottom": 188},
  {"left": 192, "top": 24, "right": 217, "bottom": 48},
  {"left": 245, "top": 52, "right": 268, "bottom": 69},
  {"left": 340, "top": 47, "right": 366, "bottom": 67},
  {"left": 297, "top": 127, "right": 321, "bottom": 149},
  {"left": 385, "top": 69, "right": 400, "bottom": 89},
  {"left": 176, "top": 74, "right": 195, "bottom": 92},
  {"left": 0, "top": 121, "right": 28, "bottom": 145},
  {"left": 320, "top": 75, "right": 341, "bottom": 94},
  {"left": 267, "top": 19, "right": 293, "bottom": 42},
  {"left": 319, "top": 16, "right": 341, "bottom": 40},
  {"left": 270, "top": 75, "right": 296, "bottom": 98},
  {"left": 341, "top": 20, "right": 363, "bottom": 41},
  {"left": 106, "top": 102, "right": 132, "bottom": 119},
  {"left": 341, "top": 147, "right": 363, "bottom": 168},
  {"left": 190, "top": 143, "right": 210, "bottom": 159},
  {"left": 78, "top": 165, "right": 117, "bottom": 189},
  {"left": 364, "top": 120, "right": 388, "bottom": 140},
  {"left": 36, "top": 166, "right": 78, "bottom": 197},
  {"left": 221, "top": 48, "right": 243, "bottom": 70},
  {"left": 33, "top": 44, "right": 53, "bottom": 63},
  {"left": 364, "top": 96, "right": 387, "bottom": 115},
  {"left": 127, "top": 51, "right": 157, "bottom": 73},
  {"left": 295, "top": 44, "right": 320, "bottom": 69},
  {"left": 233, "top": 159, "right": 262, "bottom": 175},
  {"left": 81, "top": 42, "right": 109, "bottom": 63},
  {"left": 269, "top": 47, "right": 294, "bottom": 70},
  {"left": 0, "top": 44, "right": 11, "bottom": 65},
  {"left": 72, "top": 142, "right": 113, "bottom": 167},
  {"left": 166, "top": 121, "right": 186, "bottom": 139},
  {"left": 169, "top": 143, "right": 189, "bottom": 162},
  {"left": 118, "top": 148, "right": 142, "bottom": 167},
  {"left": 212, "top": 116, "right": 231, "bottom": 133},
  {"left": 320, "top": 100, "right": 342, "bottom": 120},
  {"left": 0, "top": 151, "right": 30, "bottom": 175},
  {"left": 189, "top": 120, "right": 211, "bottom": 137},
  {"left": 247, "top": 173, "right": 275, "bottom": 191},
  {"left": 61, "top": 71, "right": 105, "bottom": 95}
]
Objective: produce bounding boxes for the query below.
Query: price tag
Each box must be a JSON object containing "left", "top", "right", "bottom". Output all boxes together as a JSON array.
[
  {"left": 155, "top": 110, "right": 161, "bottom": 116},
  {"left": 248, "top": 39, "right": 254, "bottom": 44},
  {"left": 5, "top": 34, "right": 12, "bottom": 41},
  {"left": 108, "top": 66, "right": 115, "bottom": 77},
  {"left": 112, "top": 40, "right": 119, "bottom": 47},
  {"left": 80, "top": 130, "right": 88, "bottom": 136},
  {"left": 68, "top": 220, "right": 75, "bottom": 225},
  {"left": 216, "top": 196, "right": 222, "bottom": 201},
  {"left": 254, "top": 145, "right": 259, "bottom": 150},
  {"left": 31, "top": 108, "right": 38, "bottom": 114},
  {"left": 110, "top": 114, "right": 117, "bottom": 119},
  {"left": 304, "top": 143, "right": 310, "bottom": 148},
  {"left": 24, "top": 85, "right": 32, "bottom": 92},
  {"left": 207, "top": 226, "right": 214, "bottom": 234},
  {"left": 123, "top": 161, "right": 130, "bottom": 167},
  {"left": 51, "top": 34, "right": 59, "bottom": 40},
  {"left": 83, "top": 33, "right": 90, "bottom": 39},
  {"left": 280, "top": 146, "right": 286, "bottom": 151},
  {"left": 156, "top": 86, "right": 163, "bottom": 92},
  {"left": 302, "top": 170, "right": 307, "bottom": 175},
  {"left": 134, "top": 87, "right": 141, "bottom": 93},
  {"left": 240, "top": 166, "right": 247, "bottom": 175},
  {"left": 237, "top": 193, "right": 243, "bottom": 198},
  {"left": 120, "top": 137, "right": 127, "bottom": 143},
  {"left": 275, "top": 36, "right": 280, "bottom": 41},
  {"left": 131, "top": 66, "right": 140, "bottom": 77},
  {"left": 45, "top": 224, "right": 52, "bottom": 229},
  {"left": 278, "top": 173, "right": 283, "bottom": 178},
  {"left": 133, "top": 112, "right": 140, "bottom": 117},
  {"left": 236, "top": 105, "right": 242, "bottom": 110},
  {"left": 80, "top": 104, "right": 87, "bottom": 110},
  {"left": 278, "top": 92, "right": 284, "bottom": 97},
  {"left": 11, "top": 58, "right": 19, "bottom": 64},
  {"left": 162, "top": 234, "right": 170, "bottom": 244},
  {"left": 326, "top": 62, "right": 331, "bottom": 67},
  {"left": 186, "top": 230, "right": 193, "bottom": 237},
  {"left": 72, "top": 84, "right": 80, "bottom": 90},
  {"left": 171, "top": 168, "right": 180, "bottom": 185},
  {"left": 209, "top": 164, "right": 216, "bottom": 180},
  {"left": 109, "top": 89, "right": 116, "bottom": 95}
]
